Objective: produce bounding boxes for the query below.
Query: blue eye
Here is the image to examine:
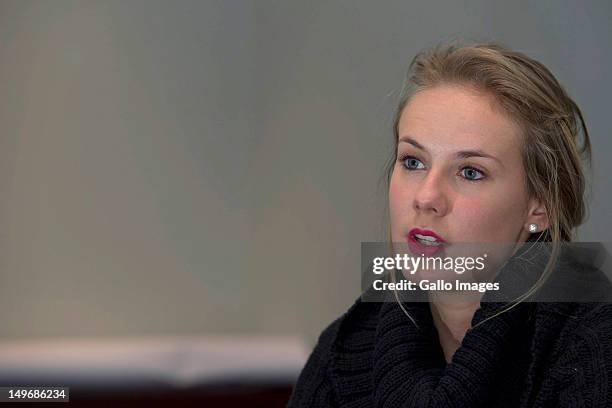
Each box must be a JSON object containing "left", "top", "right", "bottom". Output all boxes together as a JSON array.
[
  {"left": 399, "top": 156, "right": 425, "bottom": 170},
  {"left": 398, "top": 155, "right": 487, "bottom": 182},
  {"left": 460, "top": 167, "right": 485, "bottom": 181}
]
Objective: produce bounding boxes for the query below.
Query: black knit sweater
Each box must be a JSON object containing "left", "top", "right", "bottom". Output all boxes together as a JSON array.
[{"left": 288, "top": 248, "right": 612, "bottom": 407}]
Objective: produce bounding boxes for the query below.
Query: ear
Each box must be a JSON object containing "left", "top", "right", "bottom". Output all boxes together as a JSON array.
[{"left": 526, "top": 198, "right": 549, "bottom": 232}]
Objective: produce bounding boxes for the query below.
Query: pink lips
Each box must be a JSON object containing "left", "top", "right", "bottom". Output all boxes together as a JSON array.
[{"left": 407, "top": 228, "right": 447, "bottom": 256}]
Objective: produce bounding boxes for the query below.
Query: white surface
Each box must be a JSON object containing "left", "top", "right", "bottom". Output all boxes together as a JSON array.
[{"left": 0, "top": 335, "right": 310, "bottom": 389}]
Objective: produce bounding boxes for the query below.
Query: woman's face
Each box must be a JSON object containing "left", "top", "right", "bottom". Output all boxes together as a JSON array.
[{"left": 389, "top": 85, "right": 547, "bottom": 253}]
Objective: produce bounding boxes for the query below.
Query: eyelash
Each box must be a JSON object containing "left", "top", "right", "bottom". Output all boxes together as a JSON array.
[{"left": 397, "top": 154, "right": 487, "bottom": 182}]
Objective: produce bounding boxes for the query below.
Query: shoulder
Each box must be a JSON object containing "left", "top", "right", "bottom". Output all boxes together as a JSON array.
[
  {"left": 553, "top": 302, "right": 612, "bottom": 345},
  {"left": 287, "top": 297, "right": 382, "bottom": 407},
  {"left": 563, "top": 302, "right": 612, "bottom": 358},
  {"left": 545, "top": 303, "right": 612, "bottom": 406},
  {"left": 535, "top": 302, "right": 612, "bottom": 357}
]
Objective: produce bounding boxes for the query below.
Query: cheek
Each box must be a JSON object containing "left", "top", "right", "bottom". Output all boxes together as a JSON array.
[
  {"left": 453, "top": 194, "right": 526, "bottom": 241},
  {"left": 388, "top": 174, "right": 414, "bottom": 242},
  {"left": 388, "top": 175, "right": 408, "bottom": 219}
]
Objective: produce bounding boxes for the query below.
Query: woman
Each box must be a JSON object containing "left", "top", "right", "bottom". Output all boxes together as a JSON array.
[{"left": 287, "top": 42, "right": 612, "bottom": 407}]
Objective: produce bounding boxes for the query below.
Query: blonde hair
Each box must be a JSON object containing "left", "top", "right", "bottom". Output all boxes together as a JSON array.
[{"left": 384, "top": 41, "right": 592, "bottom": 325}]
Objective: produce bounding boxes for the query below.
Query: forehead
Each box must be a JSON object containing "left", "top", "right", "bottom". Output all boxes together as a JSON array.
[{"left": 398, "top": 85, "right": 523, "bottom": 156}]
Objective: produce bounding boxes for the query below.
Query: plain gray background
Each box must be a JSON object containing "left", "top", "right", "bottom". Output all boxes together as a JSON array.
[{"left": 0, "top": 0, "right": 610, "bottom": 345}]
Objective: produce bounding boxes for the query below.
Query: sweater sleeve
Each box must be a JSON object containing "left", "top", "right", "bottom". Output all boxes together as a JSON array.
[
  {"left": 286, "top": 317, "right": 343, "bottom": 408},
  {"left": 554, "top": 303, "right": 612, "bottom": 408}
]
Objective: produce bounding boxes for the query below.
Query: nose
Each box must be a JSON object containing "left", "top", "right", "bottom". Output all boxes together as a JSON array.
[{"left": 413, "top": 169, "right": 449, "bottom": 216}]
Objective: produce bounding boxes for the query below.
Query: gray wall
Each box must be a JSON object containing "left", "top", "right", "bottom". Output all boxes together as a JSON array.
[{"left": 0, "top": 0, "right": 610, "bottom": 345}]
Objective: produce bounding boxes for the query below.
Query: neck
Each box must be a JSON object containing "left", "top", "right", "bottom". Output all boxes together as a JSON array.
[{"left": 429, "top": 295, "right": 481, "bottom": 363}]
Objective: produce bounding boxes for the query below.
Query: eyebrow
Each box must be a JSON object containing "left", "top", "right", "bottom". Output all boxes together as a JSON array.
[{"left": 398, "top": 136, "right": 503, "bottom": 166}]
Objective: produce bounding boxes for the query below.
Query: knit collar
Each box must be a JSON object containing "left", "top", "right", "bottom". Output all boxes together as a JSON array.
[
  {"left": 372, "top": 299, "right": 534, "bottom": 407},
  {"left": 329, "top": 242, "right": 603, "bottom": 407},
  {"left": 330, "top": 299, "right": 535, "bottom": 407},
  {"left": 330, "top": 242, "right": 553, "bottom": 408}
]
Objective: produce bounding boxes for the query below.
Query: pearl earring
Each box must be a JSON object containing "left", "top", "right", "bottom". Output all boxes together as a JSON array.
[{"left": 528, "top": 223, "right": 537, "bottom": 233}]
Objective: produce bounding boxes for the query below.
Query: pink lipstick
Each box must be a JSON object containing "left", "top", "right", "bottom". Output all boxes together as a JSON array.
[{"left": 406, "top": 228, "right": 447, "bottom": 257}]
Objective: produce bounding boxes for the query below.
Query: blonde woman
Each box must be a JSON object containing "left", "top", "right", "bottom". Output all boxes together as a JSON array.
[{"left": 288, "top": 43, "right": 612, "bottom": 407}]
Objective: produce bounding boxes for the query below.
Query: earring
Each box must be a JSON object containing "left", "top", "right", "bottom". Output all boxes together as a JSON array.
[{"left": 528, "top": 223, "right": 537, "bottom": 233}]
